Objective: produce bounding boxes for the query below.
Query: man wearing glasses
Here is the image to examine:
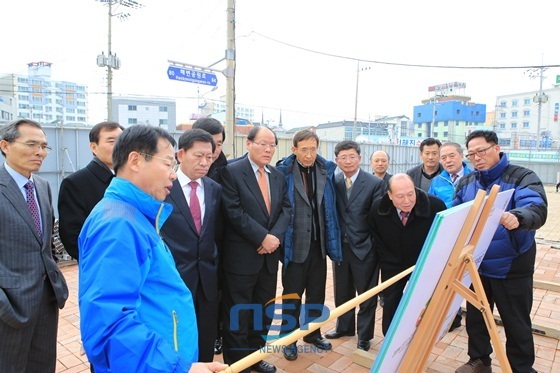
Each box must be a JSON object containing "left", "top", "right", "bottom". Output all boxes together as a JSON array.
[
  {"left": 454, "top": 130, "right": 547, "bottom": 373},
  {"left": 78, "top": 125, "right": 226, "bottom": 372},
  {"left": 276, "top": 130, "right": 341, "bottom": 360},
  {"left": 220, "top": 126, "right": 291, "bottom": 373},
  {"left": 0, "top": 119, "right": 68, "bottom": 372}
]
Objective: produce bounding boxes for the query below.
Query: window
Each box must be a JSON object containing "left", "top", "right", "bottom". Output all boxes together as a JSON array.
[
  {"left": 77, "top": 102, "right": 85, "bottom": 107},
  {"left": 523, "top": 121, "right": 530, "bottom": 128},
  {"left": 511, "top": 122, "right": 517, "bottom": 129},
  {"left": 417, "top": 113, "right": 421, "bottom": 118},
  {"left": 511, "top": 111, "right": 518, "bottom": 118},
  {"left": 18, "top": 95, "right": 29, "bottom": 101},
  {"left": 417, "top": 123, "right": 422, "bottom": 128},
  {"left": 159, "top": 106, "right": 168, "bottom": 112},
  {"left": 456, "top": 109, "right": 461, "bottom": 115},
  {"left": 524, "top": 98, "right": 531, "bottom": 105},
  {"left": 500, "top": 101, "right": 507, "bottom": 107},
  {"left": 434, "top": 122, "right": 438, "bottom": 127},
  {"left": 17, "top": 77, "right": 28, "bottom": 83},
  {"left": 76, "top": 93, "right": 85, "bottom": 99},
  {"left": 66, "top": 108, "right": 75, "bottom": 113},
  {"left": 77, "top": 109, "right": 86, "bottom": 114},
  {"left": 523, "top": 110, "right": 530, "bottom": 116},
  {"left": 45, "top": 98, "right": 52, "bottom": 104},
  {"left": 443, "top": 131, "right": 448, "bottom": 137},
  {"left": 417, "top": 132, "right": 423, "bottom": 137},
  {"left": 444, "top": 121, "right": 448, "bottom": 126},
  {"left": 128, "top": 105, "right": 137, "bottom": 111},
  {"left": 500, "top": 112, "right": 506, "bottom": 118},
  {"left": 512, "top": 100, "right": 518, "bottom": 107},
  {"left": 78, "top": 116, "right": 86, "bottom": 122},
  {"left": 128, "top": 118, "right": 137, "bottom": 124},
  {"left": 46, "top": 107, "right": 52, "bottom": 112},
  {"left": 500, "top": 123, "right": 505, "bottom": 129},
  {"left": 476, "top": 111, "right": 480, "bottom": 116},
  {"left": 66, "top": 116, "right": 75, "bottom": 122},
  {"left": 456, "top": 121, "right": 460, "bottom": 126},
  {"left": 159, "top": 119, "right": 168, "bottom": 125},
  {"left": 18, "top": 86, "right": 29, "bottom": 92}
]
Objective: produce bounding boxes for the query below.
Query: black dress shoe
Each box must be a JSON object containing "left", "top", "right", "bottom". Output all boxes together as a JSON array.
[
  {"left": 303, "top": 336, "right": 332, "bottom": 350},
  {"left": 214, "top": 337, "right": 222, "bottom": 355},
  {"left": 357, "top": 339, "right": 371, "bottom": 351},
  {"left": 448, "top": 311, "right": 462, "bottom": 332},
  {"left": 283, "top": 343, "right": 298, "bottom": 361},
  {"left": 252, "top": 361, "right": 277, "bottom": 373},
  {"left": 325, "top": 330, "right": 355, "bottom": 339}
]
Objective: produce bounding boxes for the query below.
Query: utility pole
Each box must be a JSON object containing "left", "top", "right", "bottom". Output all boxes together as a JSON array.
[
  {"left": 525, "top": 57, "right": 548, "bottom": 149},
  {"left": 224, "top": 0, "right": 236, "bottom": 158},
  {"left": 107, "top": 1, "right": 114, "bottom": 121},
  {"left": 352, "top": 62, "right": 371, "bottom": 140}
]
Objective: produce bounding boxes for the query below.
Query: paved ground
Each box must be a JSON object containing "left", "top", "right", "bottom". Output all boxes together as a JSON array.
[{"left": 55, "top": 185, "right": 560, "bottom": 372}]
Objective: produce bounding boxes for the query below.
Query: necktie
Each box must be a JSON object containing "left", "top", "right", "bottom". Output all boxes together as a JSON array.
[
  {"left": 451, "top": 174, "right": 458, "bottom": 184},
  {"left": 258, "top": 167, "right": 271, "bottom": 214},
  {"left": 345, "top": 177, "right": 353, "bottom": 189},
  {"left": 400, "top": 211, "right": 409, "bottom": 226},
  {"left": 188, "top": 181, "right": 202, "bottom": 234},
  {"left": 24, "top": 181, "right": 42, "bottom": 241}
]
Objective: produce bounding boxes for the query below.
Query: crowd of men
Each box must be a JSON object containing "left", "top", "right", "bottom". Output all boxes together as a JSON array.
[{"left": 0, "top": 118, "right": 547, "bottom": 373}]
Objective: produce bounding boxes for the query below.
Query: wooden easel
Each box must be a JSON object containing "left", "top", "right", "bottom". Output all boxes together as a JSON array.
[{"left": 398, "top": 185, "right": 512, "bottom": 372}]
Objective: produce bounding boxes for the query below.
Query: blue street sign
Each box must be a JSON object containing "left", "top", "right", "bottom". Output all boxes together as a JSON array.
[{"left": 167, "top": 66, "right": 218, "bottom": 86}]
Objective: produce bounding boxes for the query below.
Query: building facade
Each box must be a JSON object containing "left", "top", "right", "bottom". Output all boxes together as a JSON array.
[
  {"left": 413, "top": 95, "right": 486, "bottom": 143},
  {"left": 111, "top": 97, "right": 177, "bottom": 132},
  {"left": 0, "top": 62, "right": 88, "bottom": 125},
  {"left": 494, "top": 84, "right": 560, "bottom": 149}
]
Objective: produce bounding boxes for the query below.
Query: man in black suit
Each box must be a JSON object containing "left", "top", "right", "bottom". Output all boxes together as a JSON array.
[
  {"left": 58, "top": 121, "right": 123, "bottom": 261},
  {"left": 220, "top": 126, "right": 291, "bottom": 373},
  {"left": 160, "top": 129, "right": 222, "bottom": 362},
  {"left": 325, "top": 140, "right": 384, "bottom": 352},
  {"left": 0, "top": 119, "right": 69, "bottom": 372},
  {"left": 368, "top": 174, "right": 446, "bottom": 335}
]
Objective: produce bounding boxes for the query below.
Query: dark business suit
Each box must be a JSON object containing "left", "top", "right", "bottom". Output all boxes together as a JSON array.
[
  {"left": 0, "top": 165, "right": 69, "bottom": 372},
  {"left": 58, "top": 158, "right": 113, "bottom": 261},
  {"left": 160, "top": 175, "right": 222, "bottom": 362},
  {"left": 220, "top": 157, "right": 291, "bottom": 369},
  {"left": 333, "top": 169, "right": 383, "bottom": 341}
]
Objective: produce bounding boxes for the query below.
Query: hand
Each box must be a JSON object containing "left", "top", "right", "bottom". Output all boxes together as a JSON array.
[
  {"left": 500, "top": 211, "right": 519, "bottom": 230},
  {"left": 257, "top": 234, "right": 280, "bottom": 254},
  {"left": 189, "top": 361, "right": 228, "bottom": 372}
]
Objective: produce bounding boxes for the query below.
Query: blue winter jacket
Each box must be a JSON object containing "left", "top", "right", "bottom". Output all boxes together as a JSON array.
[
  {"left": 428, "top": 162, "right": 472, "bottom": 208},
  {"left": 78, "top": 178, "right": 198, "bottom": 372},
  {"left": 453, "top": 153, "right": 547, "bottom": 279},
  {"left": 276, "top": 154, "right": 342, "bottom": 265}
]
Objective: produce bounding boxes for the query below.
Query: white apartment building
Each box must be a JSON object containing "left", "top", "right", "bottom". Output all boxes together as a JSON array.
[
  {"left": 112, "top": 97, "right": 176, "bottom": 132},
  {"left": 495, "top": 82, "right": 560, "bottom": 149},
  {"left": 0, "top": 62, "right": 88, "bottom": 125}
]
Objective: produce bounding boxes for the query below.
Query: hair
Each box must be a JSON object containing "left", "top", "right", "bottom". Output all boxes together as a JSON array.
[
  {"left": 387, "top": 173, "right": 414, "bottom": 193},
  {"left": 419, "top": 137, "right": 442, "bottom": 152},
  {"left": 292, "top": 130, "right": 319, "bottom": 147},
  {"left": 178, "top": 128, "right": 216, "bottom": 153},
  {"left": 440, "top": 142, "right": 463, "bottom": 155},
  {"left": 0, "top": 119, "right": 44, "bottom": 157},
  {"left": 370, "top": 150, "right": 390, "bottom": 162},
  {"left": 112, "top": 125, "right": 176, "bottom": 175},
  {"left": 334, "top": 140, "right": 360, "bottom": 157},
  {"left": 192, "top": 117, "right": 225, "bottom": 142},
  {"left": 465, "top": 130, "right": 499, "bottom": 148},
  {"left": 89, "top": 121, "right": 124, "bottom": 143},
  {"left": 247, "top": 126, "right": 278, "bottom": 145}
]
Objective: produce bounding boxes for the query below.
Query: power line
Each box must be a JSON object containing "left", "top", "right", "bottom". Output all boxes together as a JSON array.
[{"left": 250, "top": 31, "right": 560, "bottom": 70}]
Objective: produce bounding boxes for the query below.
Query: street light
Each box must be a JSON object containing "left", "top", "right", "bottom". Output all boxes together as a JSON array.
[
  {"left": 353, "top": 61, "right": 371, "bottom": 140},
  {"left": 525, "top": 62, "right": 548, "bottom": 149},
  {"left": 96, "top": 0, "right": 144, "bottom": 121},
  {"left": 198, "top": 85, "right": 218, "bottom": 115}
]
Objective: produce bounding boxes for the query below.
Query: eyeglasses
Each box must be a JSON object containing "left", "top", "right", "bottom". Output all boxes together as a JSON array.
[
  {"left": 337, "top": 155, "right": 359, "bottom": 162},
  {"left": 252, "top": 141, "right": 277, "bottom": 150},
  {"left": 466, "top": 145, "right": 495, "bottom": 159},
  {"left": 11, "top": 141, "right": 52, "bottom": 153},
  {"left": 297, "top": 147, "right": 318, "bottom": 155},
  {"left": 139, "top": 153, "right": 178, "bottom": 170}
]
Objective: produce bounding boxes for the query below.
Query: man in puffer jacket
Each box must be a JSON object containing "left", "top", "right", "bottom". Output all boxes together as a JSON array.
[
  {"left": 276, "top": 130, "right": 341, "bottom": 361},
  {"left": 453, "top": 130, "right": 547, "bottom": 373}
]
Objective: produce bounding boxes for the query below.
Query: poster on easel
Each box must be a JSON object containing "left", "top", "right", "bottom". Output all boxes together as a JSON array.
[{"left": 371, "top": 189, "right": 513, "bottom": 373}]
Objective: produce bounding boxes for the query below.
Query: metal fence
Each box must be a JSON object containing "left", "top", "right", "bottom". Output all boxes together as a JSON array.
[{"left": 2, "top": 126, "right": 560, "bottom": 219}]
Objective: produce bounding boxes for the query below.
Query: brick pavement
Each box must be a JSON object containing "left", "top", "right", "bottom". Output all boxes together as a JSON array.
[{"left": 55, "top": 185, "right": 560, "bottom": 372}]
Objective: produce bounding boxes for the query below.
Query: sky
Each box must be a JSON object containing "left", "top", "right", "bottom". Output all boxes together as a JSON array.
[{"left": 2, "top": 0, "right": 560, "bottom": 129}]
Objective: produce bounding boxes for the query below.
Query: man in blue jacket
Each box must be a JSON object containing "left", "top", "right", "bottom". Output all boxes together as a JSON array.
[
  {"left": 276, "top": 130, "right": 341, "bottom": 360},
  {"left": 78, "top": 125, "right": 226, "bottom": 373},
  {"left": 428, "top": 142, "right": 471, "bottom": 208},
  {"left": 454, "top": 130, "right": 547, "bottom": 373}
]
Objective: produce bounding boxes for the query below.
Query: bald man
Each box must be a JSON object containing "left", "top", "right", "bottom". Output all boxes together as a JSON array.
[
  {"left": 370, "top": 150, "right": 391, "bottom": 191},
  {"left": 368, "top": 174, "right": 446, "bottom": 334}
]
